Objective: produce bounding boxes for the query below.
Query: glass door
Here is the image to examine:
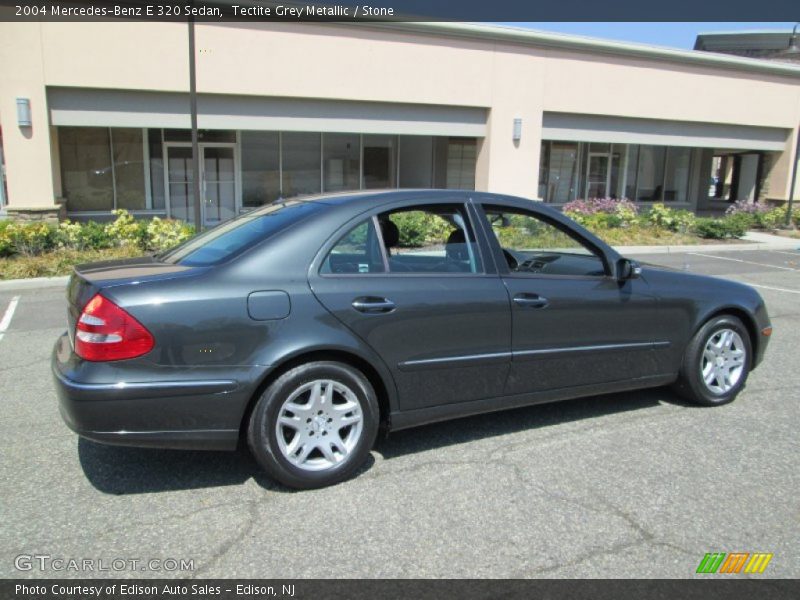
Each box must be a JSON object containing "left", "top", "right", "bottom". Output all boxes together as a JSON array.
[
  {"left": 201, "top": 145, "right": 236, "bottom": 227},
  {"left": 165, "top": 143, "right": 238, "bottom": 227},
  {"left": 585, "top": 144, "right": 625, "bottom": 199},
  {"left": 586, "top": 153, "right": 610, "bottom": 198},
  {"left": 165, "top": 144, "right": 194, "bottom": 223}
]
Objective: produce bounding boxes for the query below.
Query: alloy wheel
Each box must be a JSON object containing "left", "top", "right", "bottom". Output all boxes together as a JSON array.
[
  {"left": 701, "top": 328, "right": 746, "bottom": 395},
  {"left": 275, "top": 379, "right": 364, "bottom": 471}
]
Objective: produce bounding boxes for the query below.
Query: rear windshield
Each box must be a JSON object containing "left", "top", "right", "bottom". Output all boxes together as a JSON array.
[{"left": 159, "top": 201, "right": 323, "bottom": 266}]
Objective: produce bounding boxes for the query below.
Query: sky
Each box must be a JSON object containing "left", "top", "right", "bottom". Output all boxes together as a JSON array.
[{"left": 495, "top": 22, "right": 797, "bottom": 50}]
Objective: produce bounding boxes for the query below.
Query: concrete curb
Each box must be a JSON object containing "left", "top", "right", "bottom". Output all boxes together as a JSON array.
[{"left": 617, "top": 241, "right": 799, "bottom": 255}]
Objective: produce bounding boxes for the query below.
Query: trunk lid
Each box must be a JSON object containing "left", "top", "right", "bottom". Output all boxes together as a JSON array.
[{"left": 65, "top": 256, "right": 205, "bottom": 348}]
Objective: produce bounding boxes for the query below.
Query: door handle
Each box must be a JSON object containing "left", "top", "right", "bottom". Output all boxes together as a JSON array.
[
  {"left": 351, "top": 297, "right": 396, "bottom": 314},
  {"left": 513, "top": 294, "right": 549, "bottom": 309}
]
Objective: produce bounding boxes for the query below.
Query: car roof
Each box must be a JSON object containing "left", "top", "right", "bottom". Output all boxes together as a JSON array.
[{"left": 289, "top": 188, "right": 476, "bottom": 209}]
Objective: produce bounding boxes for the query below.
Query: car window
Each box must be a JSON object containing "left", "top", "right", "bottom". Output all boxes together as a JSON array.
[
  {"left": 483, "top": 205, "right": 607, "bottom": 277},
  {"left": 377, "top": 205, "right": 482, "bottom": 274},
  {"left": 160, "top": 200, "right": 322, "bottom": 266},
  {"left": 320, "top": 218, "right": 386, "bottom": 274}
]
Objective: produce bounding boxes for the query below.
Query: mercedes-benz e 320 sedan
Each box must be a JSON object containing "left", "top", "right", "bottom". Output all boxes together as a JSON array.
[{"left": 53, "top": 190, "right": 771, "bottom": 488}]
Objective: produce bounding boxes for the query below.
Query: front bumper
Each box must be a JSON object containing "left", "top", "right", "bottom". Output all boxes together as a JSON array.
[{"left": 52, "top": 333, "right": 245, "bottom": 451}]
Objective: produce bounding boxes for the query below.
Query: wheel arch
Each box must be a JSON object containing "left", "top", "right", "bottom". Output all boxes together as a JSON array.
[{"left": 239, "top": 348, "right": 396, "bottom": 442}]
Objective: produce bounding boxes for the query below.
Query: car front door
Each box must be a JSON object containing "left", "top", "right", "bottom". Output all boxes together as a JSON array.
[
  {"left": 476, "top": 201, "right": 667, "bottom": 396},
  {"left": 309, "top": 200, "right": 511, "bottom": 412}
]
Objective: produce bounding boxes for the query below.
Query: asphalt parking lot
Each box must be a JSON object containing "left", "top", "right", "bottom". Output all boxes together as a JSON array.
[{"left": 1, "top": 248, "right": 799, "bottom": 579}]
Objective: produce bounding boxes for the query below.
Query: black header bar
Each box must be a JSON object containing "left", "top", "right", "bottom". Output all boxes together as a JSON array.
[{"left": 1, "top": 0, "right": 799, "bottom": 22}]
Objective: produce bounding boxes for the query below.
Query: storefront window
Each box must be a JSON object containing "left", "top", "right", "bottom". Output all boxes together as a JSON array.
[
  {"left": 664, "top": 147, "right": 691, "bottom": 203},
  {"left": 635, "top": 145, "right": 667, "bottom": 201},
  {"left": 111, "top": 128, "right": 146, "bottom": 210},
  {"left": 542, "top": 141, "right": 695, "bottom": 204},
  {"left": 399, "top": 136, "right": 433, "bottom": 188},
  {"left": 58, "top": 127, "right": 477, "bottom": 217},
  {"left": 323, "top": 133, "right": 360, "bottom": 192},
  {"left": 624, "top": 145, "right": 640, "bottom": 200},
  {"left": 362, "top": 134, "right": 397, "bottom": 189},
  {"left": 282, "top": 132, "right": 321, "bottom": 197},
  {"left": 540, "top": 141, "right": 580, "bottom": 202},
  {"left": 444, "top": 138, "right": 476, "bottom": 190},
  {"left": 59, "top": 127, "right": 114, "bottom": 212},
  {"left": 241, "top": 131, "right": 280, "bottom": 206}
]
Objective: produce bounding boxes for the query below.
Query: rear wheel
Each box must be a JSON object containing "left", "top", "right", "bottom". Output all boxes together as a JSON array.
[
  {"left": 247, "top": 361, "right": 379, "bottom": 489},
  {"left": 673, "top": 315, "right": 752, "bottom": 406}
]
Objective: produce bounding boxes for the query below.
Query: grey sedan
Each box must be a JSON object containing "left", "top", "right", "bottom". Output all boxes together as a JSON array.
[{"left": 53, "top": 190, "right": 772, "bottom": 488}]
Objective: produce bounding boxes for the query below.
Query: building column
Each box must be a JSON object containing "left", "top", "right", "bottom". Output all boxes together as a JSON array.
[
  {"left": 765, "top": 127, "right": 800, "bottom": 203},
  {"left": 478, "top": 46, "right": 545, "bottom": 200},
  {"left": 0, "top": 23, "right": 61, "bottom": 221}
]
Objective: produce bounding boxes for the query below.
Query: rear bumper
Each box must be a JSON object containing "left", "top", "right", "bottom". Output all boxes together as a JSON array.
[{"left": 52, "top": 334, "right": 245, "bottom": 451}]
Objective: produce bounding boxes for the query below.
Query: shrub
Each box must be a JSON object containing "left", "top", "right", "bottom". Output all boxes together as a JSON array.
[
  {"left": 390, "top": 211, "right": 454, "bottom": 247},
  {"left": 724, "top": 213, "right": 754, "bottom": 237},
  {"left": 0, "top": 221, "right": 12, "bottom": 257},
  {"left": 725, "top": 200, "right": 770, "bottom": 217},
  {"left": 692, "top": 218, "right": 727, "bottom": 239},
  {"left": 722, "top": 200, "right": 798, "bottom": 230},
  {"left": 573, "top": 211, "right": 622, "bottom": 230},
  {"left": 693, "top": 216, "right": 748, "bottom": 239},
  {"left": 758, "top": 206, "right": 791, "bottom": 230},
  {"left": 1, "top": 222, "right": 57, "bottom": 256},
  {"left": 56, "top": 220, "right": 114, "bottom": 251},
  {"left": 81, "top": 221, "right": 116, "bottom": 250},
  {"left": 143, "top": 217, "right": 195, "bottom": 252},
  {"left": 0, "top": 210, "right": 195, "bottom": 259},
  {"left": 105, "top": 209, "right": 146, "bottom": 247},
  {"left": 563, "top": 197, "right": 639, "bottom": 228},
  {"left": 646, "top": 203, "right": 696, "bottom": 233}
]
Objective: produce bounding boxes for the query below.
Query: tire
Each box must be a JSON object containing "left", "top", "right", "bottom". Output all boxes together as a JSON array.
[
  {"left": 672, "top": 315, "right": 752, "bottom": 406},
  {"left": 247, "top": 361, "right": 379, "bottom": 489}
]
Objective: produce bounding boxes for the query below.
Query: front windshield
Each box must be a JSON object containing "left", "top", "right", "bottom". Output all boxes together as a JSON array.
[{"left": 159, "top": 201, "right": 323, "bottom": 266}]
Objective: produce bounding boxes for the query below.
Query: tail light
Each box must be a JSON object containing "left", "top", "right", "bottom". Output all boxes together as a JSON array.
[{"left": 75, "top": 294, "right": 154, "bottom": 362}]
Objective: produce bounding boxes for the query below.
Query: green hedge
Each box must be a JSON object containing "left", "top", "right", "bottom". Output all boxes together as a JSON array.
[
  {"left": 0, "top": 210, "right": 194, "bottom": 258},
  {"left": 565, "top": 202, "right": 798, "bottom": 241},
  {"left": 693, "top": 216, "right": 749, "bottom": 239}
]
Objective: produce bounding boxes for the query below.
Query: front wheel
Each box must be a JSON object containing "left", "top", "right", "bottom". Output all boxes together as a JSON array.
[
  {"left": 672, "top": 315, "right": 752, "bottom": 406},
  {"left": 247, "top": 361, "right": 379, "bottom": 489}
]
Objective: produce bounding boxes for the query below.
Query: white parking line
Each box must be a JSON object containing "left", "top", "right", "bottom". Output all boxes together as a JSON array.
[
  {"left": 768, "top": 250, "right": 800, "bottom": 257},
  {"left": 743, "top": 283, "right": 800, "bottom": 295},
  {"left": 688, "top": 252, "right": 800, "bottom": 272},
  {"left": 0, "top": 296, "right": 20, "bottom": 342}
]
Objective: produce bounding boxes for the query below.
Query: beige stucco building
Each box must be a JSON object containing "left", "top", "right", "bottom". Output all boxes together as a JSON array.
[{"left": 1, "top": 21, "right": 799, "bottom": 225}]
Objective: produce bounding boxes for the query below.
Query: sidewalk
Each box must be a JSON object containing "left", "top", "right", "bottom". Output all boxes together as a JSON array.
[
  {"left": 1, "top": 231, "right": 798, "bottom": 291},
  {"left": 615, "top": 230, "right": 799, "bottom": 255}
]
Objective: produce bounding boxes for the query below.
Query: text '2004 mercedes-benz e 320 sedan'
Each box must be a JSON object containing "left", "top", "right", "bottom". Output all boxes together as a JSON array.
[{"left": 53, "top": 190, "right": 772, "bottom": 488}]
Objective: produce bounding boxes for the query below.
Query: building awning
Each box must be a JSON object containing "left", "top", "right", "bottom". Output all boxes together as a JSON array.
[
  {"left": 542, "top": 112, "right": 788, "bottom": 151},
  {"left": 48, "top": 87, "right": 487, "bottom": 138}
]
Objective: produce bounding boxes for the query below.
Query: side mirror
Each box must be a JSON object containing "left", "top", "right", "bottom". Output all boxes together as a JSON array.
[
  {"left": 617, "top": 258, "right": 642, "bottom": 281},
  {"left": 488, "top": 214, "right": 511, "bottom": 228}
]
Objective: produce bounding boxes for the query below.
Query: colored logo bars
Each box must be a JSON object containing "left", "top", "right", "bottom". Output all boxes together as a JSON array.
[{"left": 696, "top": 552, "right": 773, "bottom": 574}]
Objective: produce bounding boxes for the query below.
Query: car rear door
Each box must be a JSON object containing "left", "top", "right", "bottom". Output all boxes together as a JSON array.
[
  {"left": 475, "top": 200, "right": 667, "bottom": 396},
  {"left": 309, "top": 199, "right": 511, "bottom": 412}
]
